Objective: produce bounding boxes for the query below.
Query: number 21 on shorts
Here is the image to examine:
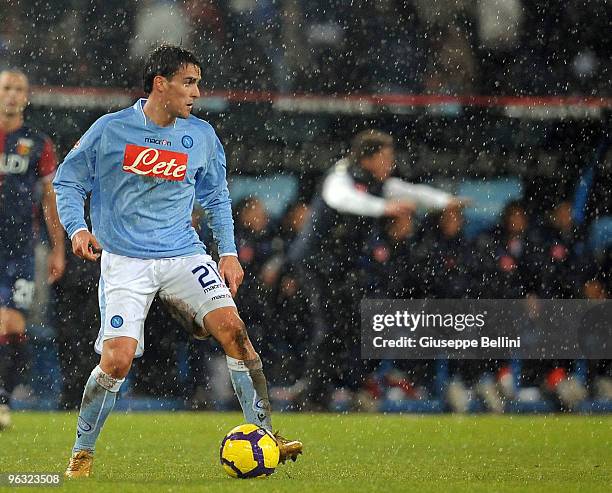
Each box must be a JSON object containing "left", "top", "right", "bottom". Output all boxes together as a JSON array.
[{"left": 192, "top": 263, "right": 224, "bottom": 289}]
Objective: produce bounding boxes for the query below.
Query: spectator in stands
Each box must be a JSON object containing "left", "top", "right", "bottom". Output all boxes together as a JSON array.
[
  {"left": 414, "top": 207, "right": 506, "bottom": 412},
  {"left": 418, "top": 206, "right": 483, "bottom": 298},
  {"left": 3, "top": 0, "right": 611, "bottom": 97},
  {"left": 259, "top": 200, "right": 309, "bottom": 289},
  {"left": 580, "top": 272, "right": 611, "bottom": 404},
  {"left": 538, "top": 201, "right": 586, "bottom": 298},
  {"left": 477, "top": 200, "right": 542, "bottom": 298},
  {"left": 363, "top": 213, "right": 422, "bottom": 299},
  {"left": 475, "top": 0, "right": 523, "bottom": 94},
  {"left": 423, "top": 23, "right": 477, "bottom": 95},
  {"left": 235, "top": 196, "right": 278, "bottom": 281}
]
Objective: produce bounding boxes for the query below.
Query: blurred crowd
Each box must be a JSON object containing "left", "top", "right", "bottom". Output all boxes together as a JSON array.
[
  {"left": 227, "top": 194, "right": 611, "bottom": 411},
  {"left": 41, "top": 187, "right": 611, "bottom": 412},
  {"left": 0, "top": 0, "right": 610, "bottom": 95}
]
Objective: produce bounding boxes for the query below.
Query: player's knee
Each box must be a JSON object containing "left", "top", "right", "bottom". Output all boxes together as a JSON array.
[
  {"left": 218, "top": 318, "right": 249, "bottom": 351},
  {"left": 101, "top": 341, "right": 136, "bottom": 378},
  {"left": 103, "top": 353, "right": 131, "bottom": 378},
  {"left": 105, "top": 355, "right": 132, "bottom": 379}
]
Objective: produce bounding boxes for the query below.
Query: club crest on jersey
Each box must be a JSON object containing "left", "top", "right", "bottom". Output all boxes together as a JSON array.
[
  {"left": 182, "top": 135, "right": 193, "bottom": 148},
  {"left": 16, "top": 138, "right": 34, "bottom": 156},
  {"left": 122, "top": 144, "right": 188, "bottom": 181}
]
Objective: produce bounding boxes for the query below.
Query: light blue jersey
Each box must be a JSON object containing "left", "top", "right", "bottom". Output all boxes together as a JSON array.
[{"left": 53, "top": 99, "right": 236, "bottom": 259}]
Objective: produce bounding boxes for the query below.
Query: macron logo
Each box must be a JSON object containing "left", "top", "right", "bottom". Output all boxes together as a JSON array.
[{"left": 144, "top": 137, "right": 172, "bottom": 146}]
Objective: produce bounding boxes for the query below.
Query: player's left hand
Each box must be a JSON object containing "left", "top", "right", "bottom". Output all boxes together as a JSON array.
[
  {"left": 219, "top": 255, "right": 244, "bottom": 297},
  {"left": 47, "top": 246, "right": 66, "bottom": 283},
  {"left": 447, "top": 196, "right": 473, "bottom": 209}
]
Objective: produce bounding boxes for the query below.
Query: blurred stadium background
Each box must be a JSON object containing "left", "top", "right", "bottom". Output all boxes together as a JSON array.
[{"left": 1, "top": 0, "right": 611, "bottom": 414}]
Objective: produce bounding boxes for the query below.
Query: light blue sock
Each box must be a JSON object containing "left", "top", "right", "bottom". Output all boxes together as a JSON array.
[
  {"left": 72, "top": 365, "right": 124, "bottom": 454},
  {"left": 227, "top": 355, "right": 272, "bottom": 431}
]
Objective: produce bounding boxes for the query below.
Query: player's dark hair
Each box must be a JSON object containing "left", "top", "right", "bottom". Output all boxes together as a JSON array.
[
  {"left": 143, "top": 45, "right": 201, "bottom": 94},
  {"left": 350, "top": 129, "right": 394, "bottom": 164}
]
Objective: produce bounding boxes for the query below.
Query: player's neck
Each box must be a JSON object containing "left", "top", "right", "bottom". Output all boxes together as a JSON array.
[
  {"left": 142, "top": 98, "right": 176, "bottom": 127},
  {"left": 0, "top": 113, "right": 24, "bottom": 133}
]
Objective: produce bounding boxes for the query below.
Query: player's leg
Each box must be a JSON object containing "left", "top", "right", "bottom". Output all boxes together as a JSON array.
[
  {"left": 0, "top": 308, "right": 27, "bottom": 430},
  {"left": 65, "top": 337, "right": 138, "bottom": 479},
  {"left": 201, "top": 307, "right": 302, "bottom": 462},
  {"left": 0, "top": 255, "right": 35, "bottom": 431},
  {"left": 202, "top": 306, "right": 272, "bottom": 428},
  {"left": 158, "top": 254, "right": 303, "bottom": 463},
  {"left": 65, "top": 252, "right": 157, "bottom": 478},
  {"left": 157, "top": 254, "right": 272, "bottom": 427},
  {"left": 72, "top": 337, "right": 137, "bottom": 452}
]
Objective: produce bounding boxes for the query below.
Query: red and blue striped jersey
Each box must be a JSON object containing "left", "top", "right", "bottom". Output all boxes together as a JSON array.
[{"left": 0, "top": 125, "right": 57, "bottom": 255}]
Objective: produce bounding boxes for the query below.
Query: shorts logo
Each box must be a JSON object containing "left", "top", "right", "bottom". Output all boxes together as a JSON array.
[
  {"left": 122, "top": 144, "right": 188, "bottom": 181},
  {"left": 110, "top": 315, "right": 124, "bottom": 328},
  {"left": 182, "top": 135, "right": 193, "bottom": 148}
]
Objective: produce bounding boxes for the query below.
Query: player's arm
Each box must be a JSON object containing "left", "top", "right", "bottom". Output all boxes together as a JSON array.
[
  {"left": 322, "top": 164, "right": 414, "bottom": 218},
  {"left": 37, "top": 137, "right": 66, "bottom": 282},
  {"left": 383, "top": 178, "right": 469, "bottom": 210},
  {"left": 41, "top": 180, "right": 66, "bottom": 282},
  {"left": 52, "top": 121, "right": 102, "bottom": 262},
  {"left": 195, "top": 133, "right": 242, "bottom": 296}
]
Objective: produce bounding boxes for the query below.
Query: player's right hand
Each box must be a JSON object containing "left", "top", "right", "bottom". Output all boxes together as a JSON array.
[
  {"left": 383, "top": 199, "right": 415, "bottom": 218},
  {"left": 72, "top": 230, "right": 102, "bottom": 261}
]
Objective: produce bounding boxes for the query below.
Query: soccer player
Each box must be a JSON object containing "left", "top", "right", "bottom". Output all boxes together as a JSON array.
[
  {"left": 53, "top": 45, "right": 302, "bottom": 478},
  {"left": 0, "top": 69, "right": 65, "bottom": 430}
]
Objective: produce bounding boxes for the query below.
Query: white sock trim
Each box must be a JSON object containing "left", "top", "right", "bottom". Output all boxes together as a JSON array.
[
  {"left": 226, "top": 355, "right": 262, "bottom": 372},
  {"left": 92, "top": 365, "right": 125, "bottom": 393}
]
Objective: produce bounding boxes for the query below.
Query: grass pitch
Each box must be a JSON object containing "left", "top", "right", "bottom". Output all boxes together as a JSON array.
[{"left": 0, "top": 412, "right": 610, "bottom": 492}]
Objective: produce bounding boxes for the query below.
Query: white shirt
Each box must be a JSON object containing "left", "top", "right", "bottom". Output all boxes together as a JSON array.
[{"left": 321, "top": 159, "right": 452, "bottom": 216}]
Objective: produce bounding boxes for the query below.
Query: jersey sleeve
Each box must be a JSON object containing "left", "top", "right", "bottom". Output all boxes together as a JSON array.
[
  {"left": 383, "top": 177, "right": 452, "bottom": 209},
  {"left": 194, "top": 132, "right": 237, "bottom": 256},
  {"left": 52, "top": 119, "right": 103, "bottom": 239},
  {"left": 321, "top": 166, "right": 387, "bottom": 217},
  {"left": 37, "top": 137, "right": 57, "bottom": 180}
]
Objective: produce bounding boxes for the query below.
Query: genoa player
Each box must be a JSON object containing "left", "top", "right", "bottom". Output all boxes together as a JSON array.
[
  {"left": 0, "top": 70, "right": 66, "bottom": 430},
  {"left": 53, "top": 45, "right": 302, "bottom": 478}
]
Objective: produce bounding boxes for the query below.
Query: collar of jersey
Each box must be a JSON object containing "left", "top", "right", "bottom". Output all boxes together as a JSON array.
[{"left": 134, "top": 98, "right": 178, "bottom": 130}]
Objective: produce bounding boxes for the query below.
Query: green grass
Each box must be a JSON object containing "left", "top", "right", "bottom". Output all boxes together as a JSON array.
[{"left": 0, "top": 412, "right": 610, "bottom": 492}]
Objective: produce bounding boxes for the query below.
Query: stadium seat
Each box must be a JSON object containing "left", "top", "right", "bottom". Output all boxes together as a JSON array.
[
  {"left": 457, "top": 178, "right": 523, "bottom": 239},
  {"left": 228, "top": 174, "right": 300, "bottom": 219}
]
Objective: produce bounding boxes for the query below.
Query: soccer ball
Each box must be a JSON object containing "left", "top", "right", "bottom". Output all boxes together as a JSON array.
[{"left": 219, "top": 424, "right": 280, "bottom": 479}]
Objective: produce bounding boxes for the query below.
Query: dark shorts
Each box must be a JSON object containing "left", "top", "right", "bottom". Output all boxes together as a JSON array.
[{"left": 0, "top": 251, "right": 35, "bottom": 314}]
